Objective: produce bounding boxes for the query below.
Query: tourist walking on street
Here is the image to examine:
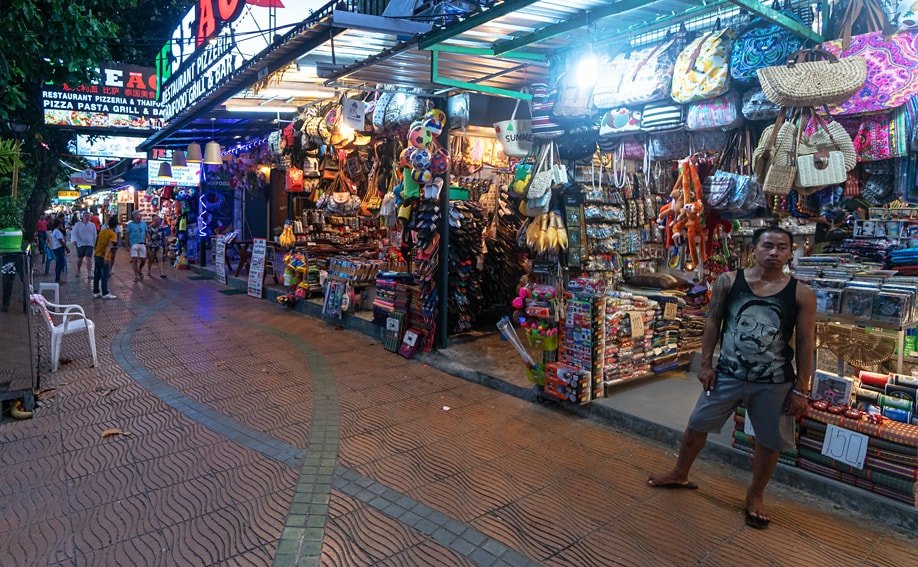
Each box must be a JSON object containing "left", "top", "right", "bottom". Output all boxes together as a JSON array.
[
  {"left": 125, "top": 211, "right": 148, "bottom": 282},
  {"left": 146, "top": 216, "right": 169, "bottom": 279},
  {"left": 649, "top": 226, "right": 817, "bottom": 530},
  {"left": 71, "top": 211, "right": 97, "bottom": 281},
  {"left": 92, "top": 216, "right": 118, "bottom": 299},
  {"left": 49, "top": 219, "right": 69, "bottom": 284}
]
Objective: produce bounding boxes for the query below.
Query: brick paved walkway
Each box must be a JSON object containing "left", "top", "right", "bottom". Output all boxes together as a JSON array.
[{"left": 1, "top": 257, "right": 914, "bottom": 566}]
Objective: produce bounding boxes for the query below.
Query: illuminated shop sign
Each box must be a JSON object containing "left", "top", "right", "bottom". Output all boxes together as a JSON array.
[
  {"left": 155, "top": 0, "right": 325, "bottom": 123},
  {"left": 42, "top": 63, "right": 163, "bottom": 131}
]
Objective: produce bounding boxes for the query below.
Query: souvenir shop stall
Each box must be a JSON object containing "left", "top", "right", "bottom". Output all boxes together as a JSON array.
[{"left": 476, "top": 0, "right": 918, "bottom": 506}]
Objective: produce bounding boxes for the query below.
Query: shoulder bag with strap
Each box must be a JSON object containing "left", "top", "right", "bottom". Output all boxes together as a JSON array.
[
  {"left": 822, "top": 0, "right": 918, "bottom": 115},
  {"left": 671, "top": 27, "right": 735, "bottom": 104}
]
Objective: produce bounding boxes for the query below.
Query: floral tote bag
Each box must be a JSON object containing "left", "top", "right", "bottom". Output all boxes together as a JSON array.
[{"left": 671, "top": 28, "right": 735, "bottom": 104}]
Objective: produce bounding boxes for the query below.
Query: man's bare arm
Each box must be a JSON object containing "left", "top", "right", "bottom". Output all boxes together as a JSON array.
[
  {"left": 700, "top": 272, "right": 733, "bottom": 370},
  {"left": 794, "top": 284, "right": 817, "bottom": 393}
]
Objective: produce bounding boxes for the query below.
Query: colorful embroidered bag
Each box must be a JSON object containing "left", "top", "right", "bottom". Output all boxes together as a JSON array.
[
  {"left": 671, "top": 27, "right": 735, "bottom": 104},
  {"left": 822, "top": 1, "right": 918, "bottom": 115},
  {"left": 686, "top": 91, "right": 744, "bottom": 131},
  {"left": 730, "top": 1, "right": 805, "bottom": 84}
]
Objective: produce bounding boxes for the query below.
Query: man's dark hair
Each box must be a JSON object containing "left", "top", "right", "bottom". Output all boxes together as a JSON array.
[
  {"left": 752, "top": 225, "right": 793, "bottom": 246},
  {"left": 108, "top": 216, "right": 118, "bottom": 229}
]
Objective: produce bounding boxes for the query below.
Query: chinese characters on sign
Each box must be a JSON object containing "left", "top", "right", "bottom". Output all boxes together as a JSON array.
[{"left": 42, "top": 63, "right": 163, "bottom": 132}]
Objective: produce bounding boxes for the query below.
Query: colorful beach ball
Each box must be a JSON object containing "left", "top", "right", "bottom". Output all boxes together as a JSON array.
[
  {"left": 426, "top": 109, "right": 446, "bottom": 128},
  {"left": 408, "top": 124, "right": 433, "bottom": 149},
  {"left": 429, "top": 149, "right": 449, "bottom": 175},
  {"left": 410, "top": 148, "right": 432, "bottom": 170},
  {"left": 424, "top": 117, "right": 443, "bottom": 136},
  {"left": 399, "top": 147, "right": 416, "bottom": 167},
  {"left": 411, "top": 168, "right": 433, "bottom": 184}
]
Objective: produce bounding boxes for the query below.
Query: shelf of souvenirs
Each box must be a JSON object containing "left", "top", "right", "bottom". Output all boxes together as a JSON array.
[{"left": 816, "top": 313, "right": 918, "bottom": 332}]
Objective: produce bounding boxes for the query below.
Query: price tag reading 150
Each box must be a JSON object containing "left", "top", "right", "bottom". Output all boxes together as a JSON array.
[{"left": 821, "top": 424, "right": 869, "bottom": 470}]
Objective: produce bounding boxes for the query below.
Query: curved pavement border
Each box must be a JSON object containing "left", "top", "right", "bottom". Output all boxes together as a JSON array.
[{"left": 111, "top": 283, "right": 539, "bottom": 567}]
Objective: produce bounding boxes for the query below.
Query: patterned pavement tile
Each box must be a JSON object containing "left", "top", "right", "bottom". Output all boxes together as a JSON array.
[{"left": 2, "top": 256, "right": 915, "bottom": 567}]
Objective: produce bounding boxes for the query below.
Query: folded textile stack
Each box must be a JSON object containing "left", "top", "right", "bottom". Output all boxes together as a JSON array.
[
  {"left": 652, "top": 298, "right": 682, "bottom": 371},
  {"left": 824, "top": 239, "right": 901, "bottom": 267},
  {"left": 603, "top": 293, "right": 655, "bottom": 387},
  {"left": 732, "top": 408, "right": 798, "bottom": 467},
  {"left": 678, "top": 284, "right": 708, "bottom": 353},
  {"left": 448, "top": 201, "right": 486, "bottom": 333},
  {"left": 372, "top": 271, "right": 413, "bottom": 326},
  {"left": 890, "top": 247, "right": 918, "bottom": 270},
  {"left": 799, "top": 407, "right": 918, "bottom": 506}
]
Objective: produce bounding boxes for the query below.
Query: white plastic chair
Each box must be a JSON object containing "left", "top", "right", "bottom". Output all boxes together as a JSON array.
[
  {"left": 30, "top": 294, "right": 98, "bottom": 372},
  {"left": 30, "top": 282, "right": 60, "bottom": 304}
]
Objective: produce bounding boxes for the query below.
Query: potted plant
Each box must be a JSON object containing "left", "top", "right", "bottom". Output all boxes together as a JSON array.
[{"left": 0, "top": 139, "right": 25, "bottom": 251}]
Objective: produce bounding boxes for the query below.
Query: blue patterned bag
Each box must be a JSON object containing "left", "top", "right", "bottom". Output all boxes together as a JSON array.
[{"left": 730, "top": 1, "right": 805, "bottom": 84}]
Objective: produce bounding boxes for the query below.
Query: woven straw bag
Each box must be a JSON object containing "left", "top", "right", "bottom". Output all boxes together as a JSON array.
[
  {"left": 757, "top": 111, "right": 799, "bottom": 195},
  {"left": 753, "top": 114, "right": 796, "bottom": 183},
  {"left": 795, "top": 110, "right": 853, "bottom": 193},
  {"left": 757, "top": 48, "right": 867, "bottom": 107}
]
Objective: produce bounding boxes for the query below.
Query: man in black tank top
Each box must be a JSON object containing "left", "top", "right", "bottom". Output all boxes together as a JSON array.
[{"left": 648, "top": 226, "right": 817, "bottom": 530}]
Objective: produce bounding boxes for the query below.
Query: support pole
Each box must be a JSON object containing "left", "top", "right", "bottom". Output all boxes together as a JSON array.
[{"left": 436, "top": 98, "right": 450, "bottom": 350}]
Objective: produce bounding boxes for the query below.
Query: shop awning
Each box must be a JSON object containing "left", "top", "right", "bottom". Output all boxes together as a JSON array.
[{"left": 320, "top": 0, "right": 823, "bottom": 100}]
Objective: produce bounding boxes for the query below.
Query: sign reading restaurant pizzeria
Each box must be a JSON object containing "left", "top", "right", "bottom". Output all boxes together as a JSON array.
[
  {"left": 155, "top": 0, "right": 325, "bottom": 123},
  {"left": 42, "top": 63, "right": 163, "bottom": 132}
]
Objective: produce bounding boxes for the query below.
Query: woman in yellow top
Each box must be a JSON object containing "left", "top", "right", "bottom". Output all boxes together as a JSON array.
[{"left": 92, "top": 216, "right": 119, "bottom": 299}]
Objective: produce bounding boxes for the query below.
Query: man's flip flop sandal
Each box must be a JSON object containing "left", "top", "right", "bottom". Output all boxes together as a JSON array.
[
  {"left": 647, "top": 480, "right": 699, "bottom": 489},
  {"left": 743, "top": 509, "right": 770, "bottom": 529}
]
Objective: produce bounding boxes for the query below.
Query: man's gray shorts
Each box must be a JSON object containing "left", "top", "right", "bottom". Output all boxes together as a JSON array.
[{"left": 687, "top": 374, "right": 796, "bottom": 453}]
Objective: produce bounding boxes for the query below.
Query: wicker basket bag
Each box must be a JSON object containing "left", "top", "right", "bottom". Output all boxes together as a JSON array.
[{"left": 757, "top": 48, "right": 867, "bottom": 107}]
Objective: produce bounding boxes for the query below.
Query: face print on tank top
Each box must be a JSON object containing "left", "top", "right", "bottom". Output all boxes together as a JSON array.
[{"left": 718, "top": 296, "right": 790, "bottom": 383}]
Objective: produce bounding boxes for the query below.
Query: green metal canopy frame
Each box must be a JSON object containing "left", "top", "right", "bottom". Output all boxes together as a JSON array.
[{"left": 420, "top": 0, "right": 825, "bottom": 100}]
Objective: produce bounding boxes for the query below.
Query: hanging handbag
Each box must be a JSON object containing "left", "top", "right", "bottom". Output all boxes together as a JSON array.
[
  {"left": 671, "top": 27, "right": 735, "bottom": 104},
  {"left": 797, "top": 110, "right": 858, "bottom": 174},
  {"left": 617, "top": 30, "right": 690, "bottom": 107},
  {"left": 599, "top": 107, "right": 642, "bottom": 137},
  {"left": 285, "top": 167, "right": 305, "bottom": 193},
  {"left": 590, "top": 53, "right": 626, "bottom": 110},
  {"left": 640, "top": 101, "right": 685, "bottom": 132},
  {"left": 530, "top": 82, "right": 565, "bottom": 140},
  {"left": 742, "top": 89, "right": 782, "bottom": 121},
  {"left": 753, "top": 110, "right": 797, "bottom": 183},
  {"left": 320, "top": 147, "right": 341, "bottom": 181},
  {"left": 599, "top": 135, "right": 644, "bottom": 160},
  {"left": 796, "top": 111, "right": 849, "bottom": 189},
  {"left": 525, "top": 144, "right": 554, "bottom": 217},
  {"left": 759, "top": 111, "right": 799, "bottom": 195},
  {"left": 703, "top": 130, "right": 767, "bottom": 216},
  {"left": 730, "top": 1, "right": 805, "bottom": 84},
  {"left": 685, "top": 91, "right": 744, "bottom": 131},
  {"left": 303, "top": 156, "right": 321, "bottom": 178},
  {"left": 691, "top": 129, "right": 731, "bottom": 152},
  {"left": 822, "top": 0, "right": 918, "bottom": 115},
  {"left": 494, "top": 92, "right": 534, "bottom": 157},
  {"left": 757, "top": 48, "right": 868, "bottom": 107},
  {"left": 556, "top": 123, "right": 599, "bottom": 161},
  {"left": 554, "top": 64, "right": 593, "bottom": 118},
  {"left": 647, "top": 131, "right": 691, "bottom": 161}
]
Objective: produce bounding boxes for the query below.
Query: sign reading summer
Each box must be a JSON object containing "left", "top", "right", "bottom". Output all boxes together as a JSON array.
[
  {"left": 155, "top": 0, "right": 326, "bottom": 123},
  {"left": 42, "top": 63, "right": 163, "bottom": 131}
]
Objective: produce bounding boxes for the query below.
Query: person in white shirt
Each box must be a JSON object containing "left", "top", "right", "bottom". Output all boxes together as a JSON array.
[{"left": 71, "top": 211, "right": 98, "bottom": 281}]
